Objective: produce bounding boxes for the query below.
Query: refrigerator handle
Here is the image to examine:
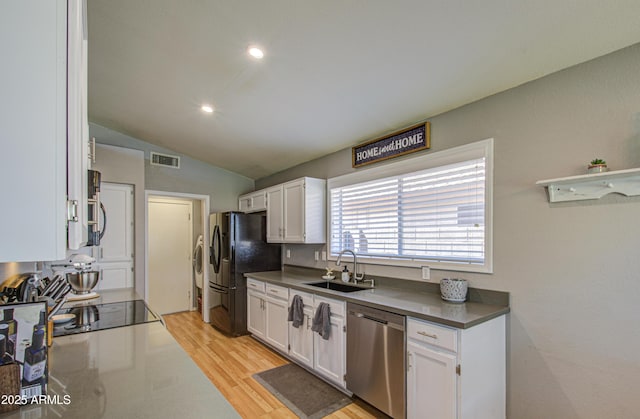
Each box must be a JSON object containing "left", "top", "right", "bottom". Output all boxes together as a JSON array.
[
  {"left": 212, "top": 225, "right": 221, "bottom": 274},
  {"left": 209, "top": 225, "right": 218, "bottom": 265},
  {"left": 208, "top": 282, "right": 229, "bottom": 294}
]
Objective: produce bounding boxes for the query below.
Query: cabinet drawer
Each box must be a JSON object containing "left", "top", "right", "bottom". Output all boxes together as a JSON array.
[
  {"left": 289, "top": 290, "right": 313, "bottom": 307},
  {"left": 314, "top": 295, "right": 345, "bottom": 317},
  {"left": 407, "top": 317, "right": 458, "bottom": 352},
  {"left": 246, "top": 278, "right": 265, "bottom": 293},
  {"left": 266, "top": 283, "right": 289, "bottom": 300}
]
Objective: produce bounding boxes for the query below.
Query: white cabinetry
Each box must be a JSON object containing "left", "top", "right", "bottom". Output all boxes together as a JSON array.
[
  {"left": 264, "top": 283, "right": 289, "bottom": 352},
  {"left": 95, "top": 183, "right": 134, "bottom": 290},
  {"left": 287, "top": 290, "right": 314, "bottom": 369},
  {"left": 312, "top": 295, "right": 346, "bottom": 388},
  {"left": 247, "top": 279, "right": 266, "bottom": 339},
  {"left": 407, "top": 339, "right": 457, "bottom": 418},
  {"left": 0, "top": 0, "right": 88, "bottom": 262},
  {"left": 406, "top": 316, "right": 506, "bottom": 419},
  {"left": 266, "top": 177, "right": 326, "bottom": 244},
  {"left": 96, "top": 263, "right": 133, "bottom": 291},
  {"left": 265, "top": 186, "right": 284, "bottom": 242},
  {"left": 246, "top": 279, "right": 347, "bottom": 389},
  {"left": 239, "top": 190, "right": 267, "bottom": 213},
  {"left": 247, "top": 279, "right": 290, "bottom": 352}
]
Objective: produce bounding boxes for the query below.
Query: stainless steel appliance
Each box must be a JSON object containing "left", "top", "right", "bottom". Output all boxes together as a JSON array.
[
  {"left": 347, "top": 302, "right": 406, "bottom": 418},
  {"left": 50, "top": 254, "right": 100, "bottom": 297},
  {"left": 209, "top": 212, "right": 281, "bottom": 336},
  {"left": 87, "top": 169, "right": 107, "bottom": 246}
]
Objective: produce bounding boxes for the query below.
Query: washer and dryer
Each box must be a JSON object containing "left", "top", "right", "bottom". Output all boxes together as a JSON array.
[{"left": 193, "top": 234, "right": 204, "bottom": 289}]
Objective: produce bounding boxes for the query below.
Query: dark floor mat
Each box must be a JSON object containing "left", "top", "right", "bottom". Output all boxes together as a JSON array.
[{"left": 253, "top": 363, "right": 352, "bottom": 419}]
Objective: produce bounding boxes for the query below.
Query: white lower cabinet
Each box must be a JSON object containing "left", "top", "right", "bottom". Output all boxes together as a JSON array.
[
  {"left": 246, "top": 279, "right": 505, "bottom": 416},
  {"left": 96, "top": 262, "right": 133, "bottom": 290},
  {"left": 264, "top": 284, "right": 289, "bottom": 352},
  {"left": 407, "top": 340, "right": 457, "bottom": 418},
  {"left": 247, "top": 280, "right": 290, "bottom": 352},
  {"left": 312, "top": 296, "right": 346, "bottom": 388},
  {"left": 247, "top": 279, "right": 347, "bottom": 389},
  {"left": 406, "top": 315, "right": 506, "bottom": 419},
  {"left": 287, "top": 291, "right": 314, "bottom": 369},
  {"left": 247, "top": 289, "right": 266, "bottom": 339}
]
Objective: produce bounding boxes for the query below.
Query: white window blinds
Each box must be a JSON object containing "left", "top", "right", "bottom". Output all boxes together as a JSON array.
[{"left": 328, "top": 139, "right": 492, "bottom": 272}]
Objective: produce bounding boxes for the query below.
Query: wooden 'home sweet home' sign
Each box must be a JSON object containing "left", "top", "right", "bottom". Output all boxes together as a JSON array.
[{"left": 352, "top": 122, "right": 431, "bottom": 168}]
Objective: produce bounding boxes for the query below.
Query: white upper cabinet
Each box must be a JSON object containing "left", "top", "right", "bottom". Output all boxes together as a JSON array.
[
  {"left": 266, "top": 177, "right": 326, "bottom": 244},
  {"left": 266, "top": 185, "right": 284, "bottom": 242},
  {"left": 0, "top": 0, "right": 88, "bottom": 262},
  {"left": 238, "top": 190, "right": 267, "bottom": 213},
  {"left": 66, "top": 0, "right": 91, "bottom": 250}
]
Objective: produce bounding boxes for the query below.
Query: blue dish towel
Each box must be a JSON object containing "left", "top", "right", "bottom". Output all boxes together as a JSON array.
[
  {"left": 288, "top": 294, "right": 304, "bottom": 328},
  {"left": 311, "top": 302, "right": 331, "bottom": 340}
]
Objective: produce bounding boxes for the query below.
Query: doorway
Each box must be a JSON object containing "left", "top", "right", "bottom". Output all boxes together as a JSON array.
[{"left": 145, "top": 191, "right": 210, "bottom": 319}]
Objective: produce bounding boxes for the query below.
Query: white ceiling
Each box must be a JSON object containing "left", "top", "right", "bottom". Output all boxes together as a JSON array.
[{"left": 88, "top": 1, "right": 640, "bottom": 180}]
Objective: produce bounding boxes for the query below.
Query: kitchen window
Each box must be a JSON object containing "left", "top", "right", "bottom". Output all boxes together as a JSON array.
[{"left": 328, "top": 139, "right": 493, "bottom": 273}]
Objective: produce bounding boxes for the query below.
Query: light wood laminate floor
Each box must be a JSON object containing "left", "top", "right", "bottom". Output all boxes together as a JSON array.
[{"left": 164, "top": 311, "right": 381, "bottom": 418}]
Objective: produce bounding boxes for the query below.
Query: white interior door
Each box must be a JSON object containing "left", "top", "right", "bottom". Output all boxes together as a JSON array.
[
  {"left": 148, "top": 198, "right": 192, "bottom": 315},
  {"left": 97, "top": 183, "right": 134, "bottom": 290}
]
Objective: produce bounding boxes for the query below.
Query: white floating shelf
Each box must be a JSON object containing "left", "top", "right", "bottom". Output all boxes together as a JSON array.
[{"left": 536, "top": 168, "right": 640, "bottom": 202}]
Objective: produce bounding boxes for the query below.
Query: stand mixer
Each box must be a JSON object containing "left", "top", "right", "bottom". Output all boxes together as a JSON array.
[{"left": 50, "top": 254, "right": 100, "bottom": 301}]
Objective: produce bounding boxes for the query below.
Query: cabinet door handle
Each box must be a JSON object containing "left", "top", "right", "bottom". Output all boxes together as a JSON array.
[
  {"left": 407, "top": 352, "right": 412, "bottom": 371},
  {"left": 90, "top": 136, "right": 96, "bottom": 163},
  {"left": 306, "top": 315, "right": 311, "bottom": 329},
  {"left": 417, "top": 331, "right": 438, "bottom": 339}
]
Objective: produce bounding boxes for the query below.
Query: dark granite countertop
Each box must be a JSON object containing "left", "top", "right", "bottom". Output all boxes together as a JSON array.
[{"left": 245, "top": 267, "right": 509, "bottom": 329}]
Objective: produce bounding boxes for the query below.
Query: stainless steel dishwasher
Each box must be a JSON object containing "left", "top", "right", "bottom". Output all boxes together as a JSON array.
[{"left": 347, "top": 302, "right": 405, "bottom": 418}]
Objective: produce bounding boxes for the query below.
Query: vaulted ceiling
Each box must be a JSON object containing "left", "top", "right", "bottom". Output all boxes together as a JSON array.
[{"left": 88, "top": 1, "right": 640, "bottom": 179}]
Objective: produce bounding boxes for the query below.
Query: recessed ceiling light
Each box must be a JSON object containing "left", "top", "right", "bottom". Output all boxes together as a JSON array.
[
  {"left": 201, "top": 105, "right": 214, "bottom": 113},
  {"left": 248, "top": 46, "right": 264, "bottom": 59}
]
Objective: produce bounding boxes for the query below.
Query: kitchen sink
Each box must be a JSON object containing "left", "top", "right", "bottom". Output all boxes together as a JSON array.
[{"left": 305, "top": 281, "right": 369, "bottom": 293}]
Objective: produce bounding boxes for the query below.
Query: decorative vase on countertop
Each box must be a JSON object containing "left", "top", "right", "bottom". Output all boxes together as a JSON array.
[{"left": 440, "top": 278, "right": 468, "bottom": 303}]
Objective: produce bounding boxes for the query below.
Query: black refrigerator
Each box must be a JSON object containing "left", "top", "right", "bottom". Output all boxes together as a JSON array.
[{"left": 208, "top": 211, "right": 281, "bottom": 336}]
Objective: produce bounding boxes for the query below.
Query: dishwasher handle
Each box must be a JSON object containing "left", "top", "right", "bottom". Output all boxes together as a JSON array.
[
  {"left": 349, "top": 308, "right": 405, "bottom": 331},
  {"left": 356, "top": 312, "right": 388, "bottom": 325}
]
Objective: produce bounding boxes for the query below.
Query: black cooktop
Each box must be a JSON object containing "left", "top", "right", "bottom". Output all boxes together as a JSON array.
[{"left": 52, "top": 300, "right": 160, "bottom": 337}]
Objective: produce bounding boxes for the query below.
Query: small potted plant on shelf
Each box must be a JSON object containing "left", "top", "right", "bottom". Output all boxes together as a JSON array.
[{"left": 588, "top": 158, "right": 608, "bottom": 174}]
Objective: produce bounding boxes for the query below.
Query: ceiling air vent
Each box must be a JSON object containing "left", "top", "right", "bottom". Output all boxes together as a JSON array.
[{"left": 150, "top": 152, "right": 180, "bottom": 169}]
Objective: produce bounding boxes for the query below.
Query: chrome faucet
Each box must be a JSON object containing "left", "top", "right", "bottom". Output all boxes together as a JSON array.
[{"left": 335, "top": 249, "right": 364, "bottom": 283}]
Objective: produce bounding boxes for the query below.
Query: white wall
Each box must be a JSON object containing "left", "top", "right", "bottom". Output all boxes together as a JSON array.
[
  {"left": 256, "top": 44, "right": 640, "bottom": 418},
  {"left": 90, "top": 123, "right": 254, "bottom": 212}
]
